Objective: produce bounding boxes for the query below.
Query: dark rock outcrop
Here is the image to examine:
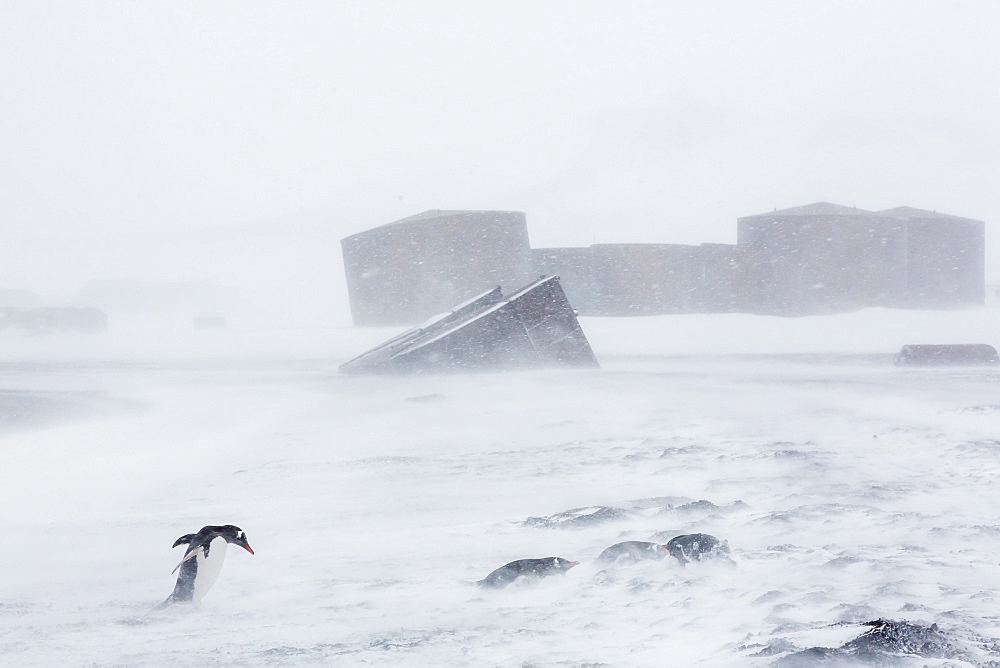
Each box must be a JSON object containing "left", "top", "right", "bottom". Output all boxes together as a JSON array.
[
  {"left": 772, "top": 619, "right": 989, "bottom": 667},
  {"left": 523, "top": 506, "right": 631, "bottom": 529}
]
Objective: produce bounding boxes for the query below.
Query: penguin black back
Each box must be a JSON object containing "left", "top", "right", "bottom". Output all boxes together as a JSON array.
[
  {"left": 664, "top": 533, "right": 729, "bottom": 566},
  {"left": 595, "top": 541, "right": 669, "bottom": 565},
  {"left": 477, "top": 557, "right": 579, "bottom": 589},
  {"left": 157, "top": 525, "right": 254, "bottom": 609}
]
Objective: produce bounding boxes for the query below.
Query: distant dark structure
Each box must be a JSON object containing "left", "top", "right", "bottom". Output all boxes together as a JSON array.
[
  {"left": 534, "top": 202, "right": 985, "bottom": 317},
  {"left": 737, "top": 203, "right": 985, "bottom": 315},
  {"left": 532, "top": 242, "right": 746, "bottom": 316},
  {"left": 341, "top": 210, "right": 532, "bottom": 326},
  {"left": 340, "top": 276, "right": 599, "bottom": 374},
  {"left": 0, "top": 307, "right": 107, "bottom": 335},
  {"left": 893, "top": 344, "right": 999, "bottom": 366},
  {"left": 342, "top": 203, "right": 985, "bottom": 324}
]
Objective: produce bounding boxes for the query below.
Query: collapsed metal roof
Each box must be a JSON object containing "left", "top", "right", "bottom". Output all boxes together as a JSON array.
[{"left": 339, "top": 275, "right": 599, "bottom": 374}]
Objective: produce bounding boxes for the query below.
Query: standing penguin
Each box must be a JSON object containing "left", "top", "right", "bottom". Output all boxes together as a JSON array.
[
  {"left": 477, "top": 557, "right": 579, "bottom": 588},
  {"left": 156, "top": 525, "right": 254, "bottom": 609}
]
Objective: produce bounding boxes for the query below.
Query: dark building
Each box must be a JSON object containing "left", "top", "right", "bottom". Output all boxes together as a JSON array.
[
  {"left": 531, "top": 247, "right": 601, "bottom": 314},
  {"left": 0, "top": 307, "right": 107, "bottom": 335},
  {"left": 880, "top": 207, "right": 985, "bottom": 309},
  {"left": 342, "top": 210, "right": 532, "bottom": 326},
  {"left": 531, "top": 242, "right": 748, "bottom": 315},
  {"left": 586, "top": 244, "right": 696, "bottom": 316},
  {"left": 688, "top": 243, "right": 748, "bottom": 313},
  {"left": 343, "top": 203, "right": 985, "bottom": 324},
  {"left": 737, "top": 202, "right": 984, "bottom": 314}
]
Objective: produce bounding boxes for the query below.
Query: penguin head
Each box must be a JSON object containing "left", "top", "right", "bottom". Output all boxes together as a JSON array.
[
  {"left": 664, "top": 542, "right": 688, "bottom": 564},
  {"left": 218, "top": 525, "right": 254, "bottom": 555},
  {"left": 550, "top": 557, "right": 580, "bottom": 572},
  {"left": 658, "top": 543, "right": 684, "bottom": 565}
]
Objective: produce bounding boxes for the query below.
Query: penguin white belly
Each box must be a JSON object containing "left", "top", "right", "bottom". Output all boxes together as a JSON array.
[{"left": 192, "top": 536, "right": 228, "bottom": 604}]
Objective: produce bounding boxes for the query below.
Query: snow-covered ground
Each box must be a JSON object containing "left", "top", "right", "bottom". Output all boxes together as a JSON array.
[{"left": 2, "top": 308, "right": 1000, "bottom": 666}]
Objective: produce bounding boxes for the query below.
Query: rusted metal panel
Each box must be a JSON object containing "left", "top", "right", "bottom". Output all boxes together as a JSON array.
[{"left": 340, "top": 276, "right": 598, "bottom": 374}]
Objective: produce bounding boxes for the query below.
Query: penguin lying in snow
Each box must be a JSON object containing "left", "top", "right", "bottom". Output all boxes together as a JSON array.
[
  {"left": 156, "top": 525, "right": 254, "bottom": 609},
  {"left": 595, "top": 541, "right": 669, "bottom": 565},
  {"left": 664, "top": 533, "right": 730, "bottom": 566},
  {"left": 477, "top": 557, "right": 579, "bottom": 588}
]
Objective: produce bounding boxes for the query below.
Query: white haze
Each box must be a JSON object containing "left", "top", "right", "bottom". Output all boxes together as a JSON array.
[
  {"left": 3, "top": 2, "right": 1000, "bottom": 666},
  {"left": 1, "top": 0, "right": 1000, "bottom": 317}
]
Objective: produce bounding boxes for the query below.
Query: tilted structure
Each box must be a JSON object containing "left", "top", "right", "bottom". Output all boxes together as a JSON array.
[{"left": 340, "top": 276, "right": 599, "bottom": 374}]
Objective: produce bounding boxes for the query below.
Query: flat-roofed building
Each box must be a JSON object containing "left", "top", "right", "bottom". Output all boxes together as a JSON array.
[
  {"left": 737, "top": 202, "right": 984, "bottom": 314},
  {"left": 343, "top": 203, "right": 984, "bottom": 324},
  {"left": 879, "top": 206, "right": 985, "bottom": 309},
  {"left": 341, "top": 210, "right": 532, "bottom": 326},
  {"left": 531, "top": 242, "right": 752, "bottom": 316}
]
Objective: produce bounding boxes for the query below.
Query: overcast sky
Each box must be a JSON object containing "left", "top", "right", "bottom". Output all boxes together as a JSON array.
[{"left": 2, "top": 0, "right": 998, "bottom": 308}]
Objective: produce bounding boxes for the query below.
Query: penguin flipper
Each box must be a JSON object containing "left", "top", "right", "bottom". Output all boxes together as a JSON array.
[
  {"left": 152, "top": 596, "right": 175, "bottom": 611},
  {"left": 172, "top": 533, "right": 196, "bottom": 548},
  {"left": 171, "top": 546, "right": 203, "bottom": 574}
]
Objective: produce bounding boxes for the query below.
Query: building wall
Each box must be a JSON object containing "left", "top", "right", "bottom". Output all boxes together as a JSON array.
[
  {"left": 737, "top": 215, "right": 910, "bottom": 314},
  {"left": 343, "top": 204, "right": 985, "bottom": 324},
  {"left": 531, "top": 243, "right": 745, "bottom": 316},
  {"left": 530, "top": 247, "right": 601, "bottom": 314},
  {"left": 738, "top": 210, "right": 984, "bottom": 314},
  {"left": 587, "top": 244, "right": 695, "bottom": 315},
  {"left": 342, "top": 210, "right": 532, "bottom": 326},
  {"left": 903, "top": 217, "right": 985, "bottom": 308},
  {"left": 687, "top": 243, "right": 744, "bottom": 313}
]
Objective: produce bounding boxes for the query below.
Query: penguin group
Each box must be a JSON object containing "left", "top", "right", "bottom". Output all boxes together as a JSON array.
[
  {"left": 153, "top": 525, "right": 728, "bottom": 605},
  {"left": 476, "top": 533, "right": 730, "bottom": 589}
]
